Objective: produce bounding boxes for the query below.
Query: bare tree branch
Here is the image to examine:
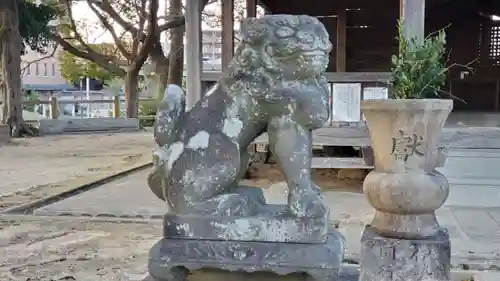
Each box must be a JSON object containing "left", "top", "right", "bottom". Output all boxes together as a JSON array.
[
  {"left": 133, "top": 0, "right": 158, "bottom": 70},
  {"left": 52, "top": 35, "right": 126, "bottom": 76},
  {"left": 86, "top": 0, "right": 133, "bottom": 60},
  {"left": 109, "top": 30, "right": 129, "bottom": 59},
  {"left": 91, "top": 28, "right": 109, "bottom": 44},
  {"left": 59, "top": 0, "right": 126, "bottom": 67},
  {"left": 92, "top": 0, "right": 209, "bottom": 43},
  {"left": 88, "top": 0, "right": 138, "bottom": 36},
  {"left": 130, "top": 0, "right": 144, "bottom": 18},
  {"left": 51, "top": 0, "right": 211, "bottom": 96},
  {"left": 60, "top": 0, "right": 93, "bottom": 52},
  {"left": 131, "top": 0, "right": 147, "bottom": 58}
]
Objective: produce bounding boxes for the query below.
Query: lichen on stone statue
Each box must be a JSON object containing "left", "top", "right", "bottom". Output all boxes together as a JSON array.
[
  {"left": 147, "top": 15, "right": 344, "bottom": 281},
  {"left": 148, "top": 14, "right": 332, "bottom": 222}
]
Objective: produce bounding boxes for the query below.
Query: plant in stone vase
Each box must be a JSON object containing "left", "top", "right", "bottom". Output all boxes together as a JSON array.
[
  {"left": 390, "top": 22, "right": 447, "bottom": 99},
  {"left": 358, "top": 22, "right": 455, "bottom": 281},
  {"left": 360, "top": 22, "right": 454, "bottom": 240}
]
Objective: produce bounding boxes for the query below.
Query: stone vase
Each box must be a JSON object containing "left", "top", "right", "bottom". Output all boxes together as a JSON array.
[{"left": 361, "top": 99, "right": 453, "bottom": 239}]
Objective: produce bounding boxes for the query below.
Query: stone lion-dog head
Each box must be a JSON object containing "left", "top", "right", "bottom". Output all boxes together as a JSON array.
[{"left": 221, "top": 14, "right": 333, "bottom": 103}]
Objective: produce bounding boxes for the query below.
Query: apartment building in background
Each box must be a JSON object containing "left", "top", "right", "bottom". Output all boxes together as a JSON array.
[
  {"left": 162, "top": 28, "right": 237, "bottom": 71},
  {"left": 21, "top": 27, "right": 230, "bottom": 94},
  {"left": 201, "top": 28, "right": 223, "bottom": 69},
  {"left": 21, "top": 47, "right": 76, "bottom": 93}
]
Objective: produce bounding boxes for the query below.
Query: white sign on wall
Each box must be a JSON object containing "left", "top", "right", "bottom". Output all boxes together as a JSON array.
[
  {"left": 331, "top": 83, "right": 362, "bottom": 122},
  {"left": 363, "top": 87, "right": 389, "bottom": 100}
]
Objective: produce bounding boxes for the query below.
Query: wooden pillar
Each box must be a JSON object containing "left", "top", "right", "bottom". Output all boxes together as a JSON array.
[
  {"left": 221, "top": 0, "right": 234, "bottom": 70},
  {"left": 496, "top": 79, "right": 500, "bottom": 112},
  {"left": 336, "top": 7, "right": 347, "bottom": 72},
  {"left": 112, "top": 96, "right": 121, "bottom": 118},
  {"left": 246, "top": 0, "right": 257, "bottom": 18},
  {"left": 49, "top": 96, "right": 59, "bottom": 119},
  {"left": 400, "top": 0, "right": 425, "bottom": 44},
  {"left": 185, "top": 0, "right": 202, "bottom": 109}
]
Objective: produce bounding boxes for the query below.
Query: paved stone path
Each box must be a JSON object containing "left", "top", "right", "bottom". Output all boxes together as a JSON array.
[
  {"left": 34, "top": 170, "right": 167, "bottom": 218},
  {"left": 25, "top": 171, "right": 500, "bottom": 272}
]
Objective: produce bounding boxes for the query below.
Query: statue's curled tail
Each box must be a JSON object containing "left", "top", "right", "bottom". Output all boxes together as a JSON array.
[
  {"left": 153, "top": 84, "right": 186, "bottom": 147},
  {"left": 148, "top": 84, "right": 186, "bottom": 201}
]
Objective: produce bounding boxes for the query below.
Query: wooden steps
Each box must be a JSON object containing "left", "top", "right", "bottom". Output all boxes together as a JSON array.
[
  {"left": 251, "top": 124, "right": 373, "bottom": 169},
  {"left": 250, "top": 125, "right": 500, "bottom": 170},
  {"left": 311, "top": 157, "right": 372, "bottom": 169}
]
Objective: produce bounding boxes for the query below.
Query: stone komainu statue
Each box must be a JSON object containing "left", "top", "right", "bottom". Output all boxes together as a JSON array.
[{"left": 148, "top": 14, "right": 332, "bottom": 219}]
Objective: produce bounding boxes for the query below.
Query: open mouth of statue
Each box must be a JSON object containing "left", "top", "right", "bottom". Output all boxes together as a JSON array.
[
  {"left": 301, "top": 51, "right": 328, "bottom": 63},
  {"left": 302, "top": 53, "right": 327, "bottom": 64},
  {"left": 272, "top": 50, "right": 326, "bottom": 64},
  {"left": 301, "top": 51, "right": 325, "bottom": 56}
]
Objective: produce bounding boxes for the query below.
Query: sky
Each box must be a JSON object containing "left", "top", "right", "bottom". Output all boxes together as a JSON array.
[
  {"left": 70, "top": 1, "right": 499, "bottom": 44},
  {"left": 72, "top": 1, "right": 223, "bottom": 44}
]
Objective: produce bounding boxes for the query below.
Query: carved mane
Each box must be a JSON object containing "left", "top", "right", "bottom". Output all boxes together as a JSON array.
[{"left": 220, "top": 15, "right": 332, "bottom": 104}]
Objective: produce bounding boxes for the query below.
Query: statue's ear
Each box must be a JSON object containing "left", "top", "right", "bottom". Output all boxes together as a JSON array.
[
  {"left": 240, "top": 18, "right": 269, "bottom": 43},
  {"left": 232, "top": 44, "right": 259, "bottom": 70}
]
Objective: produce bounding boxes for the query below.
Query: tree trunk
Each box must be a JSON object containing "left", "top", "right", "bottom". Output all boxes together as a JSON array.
[
  {"left": 167, "top": 0, "right": 184, "bottom": 86},
  {"left": 0, "top": 0, "right": 31, "bottom": 137},
  {"left": 150, "top": 42, "right": 169, "bottom": 97},
  {"left": 0, "top": 73, "right": 7, "bottom": 123},
  {"left": 124, "top": 69, "right": 140, "bottom": 118}
]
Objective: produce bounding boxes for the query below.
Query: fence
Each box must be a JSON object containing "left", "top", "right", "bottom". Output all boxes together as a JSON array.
[
  {"left": 22, "top": 97, "right": 157, "bottom": 120},
  {"left": 22, "top": 71, "right": 393, "bottom": 124}
]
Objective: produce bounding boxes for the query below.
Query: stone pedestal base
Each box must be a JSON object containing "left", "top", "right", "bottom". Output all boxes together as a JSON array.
[
  {"left": 163, "top": 206, "right": 328, "bottom": 243},
  {"left": 359, "top": 225, "right": 451, "bottom": 281},
  {"left": 148, "top": 230, "right": 345, "bottom": 281}
]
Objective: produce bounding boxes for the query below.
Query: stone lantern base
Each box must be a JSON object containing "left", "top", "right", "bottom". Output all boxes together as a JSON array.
[{"left": 359, "top": 226, "right": 451, "bottom": 281}]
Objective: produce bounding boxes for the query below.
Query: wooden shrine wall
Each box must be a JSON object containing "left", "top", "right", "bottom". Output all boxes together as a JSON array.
[
  {"left": 263, "top": 0, "right": 499, "bottom": 111},
  {"left": 427, "top": 4, "right": 500, "bottom": 111},
  {"left": 345, "top": 2, "right": 399, "bottom": 72},
  {"left": 262, "top": 0, "right": 400, "bottom": 72}
]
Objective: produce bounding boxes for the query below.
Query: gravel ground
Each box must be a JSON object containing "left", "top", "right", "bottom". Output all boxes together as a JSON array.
[
  {"left": 0, "top": 132, "right": 383, "bottom": 281},
  {"left": 0, "top": 132, "right": 154, "bottom": 212},
  {"left": 1, "top": 126, "right": 500, "bottom": 280},
  {"left": 0, "top": 216, "right": 159, "bottom": 281},
  {"left": 0, "top": 132, "right": 157, "bottom": 281}
]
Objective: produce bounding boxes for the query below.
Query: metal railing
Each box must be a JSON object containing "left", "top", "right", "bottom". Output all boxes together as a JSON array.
[
  {"left": 21, "top": 71, "right": 392, "bottom": 123},
  {"left": 22, "top": 97, "right": 157, "bottom": 120}
]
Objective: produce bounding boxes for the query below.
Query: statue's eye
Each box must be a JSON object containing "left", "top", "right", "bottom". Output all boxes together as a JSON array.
[{"left": 275, "top": 27, "right": 295, "bottom": 38}]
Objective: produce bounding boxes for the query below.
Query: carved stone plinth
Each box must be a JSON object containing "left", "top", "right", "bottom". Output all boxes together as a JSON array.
[
  {"left": 163, "top": 204, "right": 328, "bottom": 243},
  {"left": 359, "top": 226, "right": 451, "bottom": 281},
  {"left": 148, "top": 230, "right": 345, "bottom": 281}
]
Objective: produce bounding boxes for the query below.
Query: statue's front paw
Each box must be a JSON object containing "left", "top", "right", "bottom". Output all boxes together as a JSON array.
[
  {"left": 148, "top": 167, "right": 167, "bottom": 201},
  {"left": 288, "top": 189, "right": 327, "bottom": 218}
]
